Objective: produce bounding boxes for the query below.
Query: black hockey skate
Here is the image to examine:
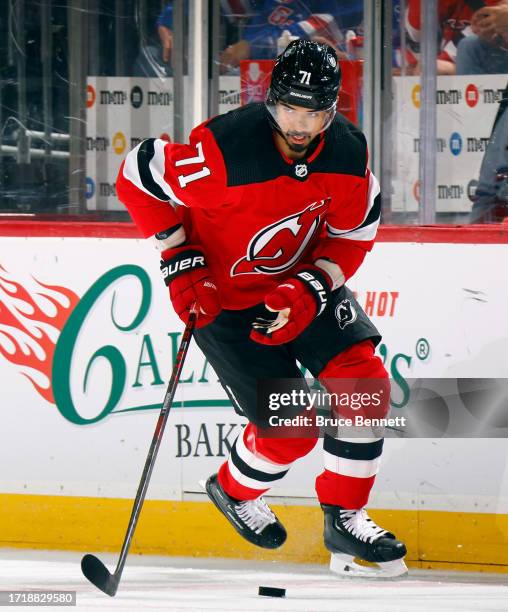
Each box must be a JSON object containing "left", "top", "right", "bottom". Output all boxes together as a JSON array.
[
  {"left": 205, "top": 474, "right": 287, "bottom": 549},
  {"left": 322, "top": 504, "right": 408, "bottom": 578}
]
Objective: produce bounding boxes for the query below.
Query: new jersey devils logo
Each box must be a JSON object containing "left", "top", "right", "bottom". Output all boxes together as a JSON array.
[
  {"left": 231, "top": 199, "right": 329, "bottom": 276},
  {"left": 335, "top": 299, "right": 357, "bottom": 329}
]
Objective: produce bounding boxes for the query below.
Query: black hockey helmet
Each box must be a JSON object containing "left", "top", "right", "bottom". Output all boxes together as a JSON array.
[
  {"left": 267, "top": 39, "right": 342, "bottom": 111},
  {"left": 266, "top": 39, "right": 341, "bottom": 137}
]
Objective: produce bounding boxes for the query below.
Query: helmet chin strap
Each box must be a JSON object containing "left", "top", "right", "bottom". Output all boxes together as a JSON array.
[{"left": 265, "top": 102, "right": 284, "bottom": 136}]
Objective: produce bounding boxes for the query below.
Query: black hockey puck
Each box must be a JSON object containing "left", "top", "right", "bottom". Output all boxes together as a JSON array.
[{"left": 258, "top": 586, "right": 286, "bottom": 598}]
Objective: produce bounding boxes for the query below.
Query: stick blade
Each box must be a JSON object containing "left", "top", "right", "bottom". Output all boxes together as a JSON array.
[{"left": 81, "top": 554, "right": 119, "bottom": 597}]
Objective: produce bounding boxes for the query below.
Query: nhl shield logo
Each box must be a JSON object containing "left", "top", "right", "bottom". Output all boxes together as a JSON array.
[
  {"left": 335, "top": 299, "right": 357, "bottom": 329},
  {"left": 295, "top": 164, "right": 308, "bottom": 178}
]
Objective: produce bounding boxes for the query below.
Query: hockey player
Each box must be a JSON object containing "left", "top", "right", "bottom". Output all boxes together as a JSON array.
[{"left": 116, "top": 39, "right": 407, "bottom": 578}]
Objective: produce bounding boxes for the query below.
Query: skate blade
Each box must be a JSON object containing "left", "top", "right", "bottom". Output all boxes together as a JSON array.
[{"left": 330, "top": 553, "right": 408, "bottom": 579}]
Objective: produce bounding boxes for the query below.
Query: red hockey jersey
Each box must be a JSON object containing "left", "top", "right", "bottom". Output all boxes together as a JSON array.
[{"left": 116, "top": 103, "right": 380, "bottom": 310}]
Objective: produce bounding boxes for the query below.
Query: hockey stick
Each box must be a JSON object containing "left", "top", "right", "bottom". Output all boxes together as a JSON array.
[{"left": 81, "top": 305, "right": 198, "bottom": 596}]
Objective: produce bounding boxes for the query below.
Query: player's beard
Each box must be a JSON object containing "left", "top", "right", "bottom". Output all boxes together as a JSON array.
[{"left": 284, "top": 131, "right": 314, "bottom": 153}]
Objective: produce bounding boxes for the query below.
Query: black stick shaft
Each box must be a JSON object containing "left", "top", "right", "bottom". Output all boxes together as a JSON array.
[{"left": 113, "top": 309, "right": 197, "bottom": 581}]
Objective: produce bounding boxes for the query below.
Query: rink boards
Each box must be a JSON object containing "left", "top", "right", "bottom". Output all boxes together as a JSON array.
[{"left": 0, "top": 232, "right": 508, "bottom": 571}]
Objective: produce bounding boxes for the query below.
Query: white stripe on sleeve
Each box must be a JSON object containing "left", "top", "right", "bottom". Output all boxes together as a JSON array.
[
  {"left": 149, "top": 138, "right": 186, "bottom": 205},
  {"left": 122, "top": 139, "right": 186, "bottom": 206},
  {"left": 123, "top": 143, "right": 159, "bottom": 200},
  {"left": 327, "top": 172, "right": 380, "bottom": 242}
]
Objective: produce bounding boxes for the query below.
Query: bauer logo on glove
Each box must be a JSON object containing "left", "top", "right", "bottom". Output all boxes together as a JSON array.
[
  {"left": 161, "top": 251, "right": 206, "bottom": 282},
  {"left": 160, "top": 245, "right": 221, "bottom": 328},
  {"left": 250, "top": 266, "right": 332, "bottom": 345}
]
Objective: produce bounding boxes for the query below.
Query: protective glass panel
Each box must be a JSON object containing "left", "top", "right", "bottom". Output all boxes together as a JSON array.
[
  {"left": 216, "top": 1, "right": 365, "bottom": 128},
  {"left": 0, "top": 0, "right": 189, "bottom": 219},
  {"left": 387, "top": 0, "right": 508, "bottom": 225}
]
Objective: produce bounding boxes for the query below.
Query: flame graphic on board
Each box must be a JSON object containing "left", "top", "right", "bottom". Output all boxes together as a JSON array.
[{"left": 0, "top": 265, "right": 79, "bottom": 403}]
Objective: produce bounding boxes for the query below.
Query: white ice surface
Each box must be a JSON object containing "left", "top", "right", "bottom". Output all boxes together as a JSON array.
[{"left": 0, "top": 549, "right": 507, "bottom": 612}]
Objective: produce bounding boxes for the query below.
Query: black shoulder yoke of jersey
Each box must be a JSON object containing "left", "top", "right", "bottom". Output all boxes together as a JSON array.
[{"left": 205, "top": 103, "right": 367, "bottom": 187}]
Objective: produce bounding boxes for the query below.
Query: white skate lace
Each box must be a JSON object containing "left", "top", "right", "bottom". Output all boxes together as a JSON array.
[
  {"left": 235, "top": 498, "right": 277, "bottom": 535},
  {"left": 339, "top": 509, "right": 388, "bottom": 544}
]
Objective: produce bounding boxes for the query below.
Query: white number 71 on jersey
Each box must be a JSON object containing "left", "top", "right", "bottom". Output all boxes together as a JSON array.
[{"left": 175, "top": 142, "right": 211, "bottom": 188}]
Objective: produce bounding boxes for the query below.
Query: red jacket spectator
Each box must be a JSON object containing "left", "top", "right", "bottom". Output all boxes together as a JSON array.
[{"left": 405, "top": 0, "right": 498, "bottom": 73}]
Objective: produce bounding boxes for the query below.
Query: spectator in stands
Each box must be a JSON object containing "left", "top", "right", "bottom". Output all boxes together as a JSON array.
[
  {"left": 456, "top": 0, "right": 508, "bottom": 74},
  {"left": 405, "top": 0, "right": 500, "bottom": 75},
  {"left": 218, "top": 0, "right": 363, "bottom": 74},
  {"left": 133, "top": 3, "right": 178, "bottom": 77},
  {"left": 149, "top": 0, "right": 259, "bottom": 74},
  {"left": 471, "top": 81, "right": 508, "bottom": 222},
  {"left": 157, "top": 4, "right": 175, "bottom": 67}
]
